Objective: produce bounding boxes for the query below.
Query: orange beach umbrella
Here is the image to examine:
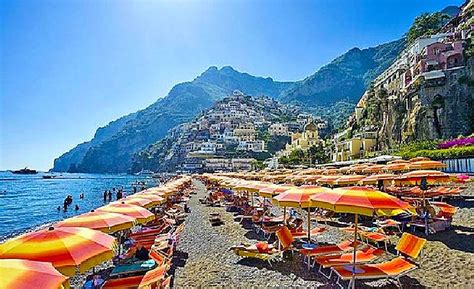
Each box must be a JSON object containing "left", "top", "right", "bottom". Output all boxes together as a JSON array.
[
  {"left": 57, "top": 210, "right": 136, "bottom": 234},
  {"left": 409, "top": 160, "right": 446, "bottom": 170},
  {"left": 273, "top": 186, "right": 332, "bottom": 241},
  {"left": 395, "top": 170, "right": 450, "bottom": 186},
  {"left": 0, "top": 227, "right": 116, "bottom": 276},
  {"left": 258, "top": 184, "right": 296, "bottom": 198},
  {"left": 97, "top": 203, "right": 155, "bottom": 225},
  {"left": 359, "top": 173, "right": 397, "bottom": 185},
  {"left": 310, "top": 187, "right": 414, "bottom": 288},
  {"left": 335, "top": 175, "right": 365, "bottom": 186},
  {"left": 0, "top": 259, "right": 69, "bottom": 289}
]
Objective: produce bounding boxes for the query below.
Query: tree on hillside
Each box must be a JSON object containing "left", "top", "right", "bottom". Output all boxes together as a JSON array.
[
  {"left": 307, "top": 144, "right": 330, "bottom": 165},
  {"left": 406, "top": 12, "right": 451, "bottom": 44}
]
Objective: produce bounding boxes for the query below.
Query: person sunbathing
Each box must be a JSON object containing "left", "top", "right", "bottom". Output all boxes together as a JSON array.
[{"left": 230, "top": 241, "right": 276, "bottom": 253}]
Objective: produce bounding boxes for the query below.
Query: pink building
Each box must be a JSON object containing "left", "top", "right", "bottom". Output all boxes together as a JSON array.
[{"left": 420, "top": 41, "right": 464, "bottom": 72}]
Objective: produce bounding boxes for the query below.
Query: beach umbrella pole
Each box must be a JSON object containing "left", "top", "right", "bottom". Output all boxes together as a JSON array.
[
  {"left": 307, "top": 208, "right": 311, "bottom": 243},
  {"left": 351, "top": 213, "right": 358, "bottom": 289}
]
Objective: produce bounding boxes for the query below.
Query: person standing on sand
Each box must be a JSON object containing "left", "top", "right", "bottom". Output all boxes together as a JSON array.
[{"left": 117, "top": 190, "right": 123, "bottom": 200}]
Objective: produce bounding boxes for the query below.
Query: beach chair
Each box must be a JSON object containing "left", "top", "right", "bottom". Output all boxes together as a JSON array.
[
  {"left": 230, "top": 226, "right": 294, "bottom": 265},
  {"left": 314, "top": 246, "right": 384, "bottom": 278},
  {"left": 102, "top": 275, "right": 144, "bottom": 289},
  {"left": 360, "top": 231, "right": 390, "bottom": 251},
  {"left": 300, "top": 240, "right": 363, "bottom": 268},
  {"left": 291, "top": 227, "right": 326, "bottom": 240},
  {"left": 331, "top": 233, "right": 427, "bottom": 288}
]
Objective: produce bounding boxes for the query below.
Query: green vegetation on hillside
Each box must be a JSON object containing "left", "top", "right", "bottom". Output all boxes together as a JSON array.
[{"left": 406, "top": 12, "right": 451, "bottom": 44}]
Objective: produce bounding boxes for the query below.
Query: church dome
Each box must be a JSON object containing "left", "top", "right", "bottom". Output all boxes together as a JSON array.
[{"left": 304, "top": 121, "right": 317, "bottom": 131}]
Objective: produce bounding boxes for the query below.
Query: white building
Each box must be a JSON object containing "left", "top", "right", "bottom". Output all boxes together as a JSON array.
[
  {"left": 237, "top": 140, "right": 265, "bottom": 152},
  {"left": 268, "top": 123, "right": 289, "bottom": 136}
]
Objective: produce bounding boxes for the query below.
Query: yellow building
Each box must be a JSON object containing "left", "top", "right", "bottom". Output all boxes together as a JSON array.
[
  {"left": 281, "top": 121, "right": 321, "bottom": 156},
  {"left": 333, "top": 132, "right": 377, "bottom": 162}
]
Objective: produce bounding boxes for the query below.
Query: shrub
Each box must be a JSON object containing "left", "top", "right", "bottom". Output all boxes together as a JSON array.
[
  {"left": 395, "top": 146, "right": 474, "bottom": 160},
  {"left": 438, "top": 137, "right": 474, "bottom": 149}
]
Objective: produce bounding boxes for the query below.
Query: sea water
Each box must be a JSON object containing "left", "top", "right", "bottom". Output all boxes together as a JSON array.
[{"left": 0, "top": 171, "right": 156, "bottom": 240}]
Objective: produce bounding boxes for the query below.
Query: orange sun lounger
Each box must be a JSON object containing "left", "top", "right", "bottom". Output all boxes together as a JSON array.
[
  {"left": 291, "top": 227, "right": 326, "bottom": 238},
  {"left": 231, "top": 226, "right": 294, "bottom": 265},
  {"left": 331, "top": 233, "right": 427, "bottom": 288},
  {"left": 314, "top": 247, "right": 384, "bottom": 278}
]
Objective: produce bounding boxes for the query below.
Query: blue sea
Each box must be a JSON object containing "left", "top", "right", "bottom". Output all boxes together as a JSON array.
[{"left": 0, "top": 172, "right": 157, "bottom": 241}]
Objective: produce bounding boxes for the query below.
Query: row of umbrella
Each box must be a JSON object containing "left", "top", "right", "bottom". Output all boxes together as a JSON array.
[
  {"left": 205, "top": 175, "right": 415, "bottom": 289},
  {"left": 217, "top": 159, "right": 448, "bottom": 182},
  {"left": 0, "top": 176, "right": 192, "bottom": 289},
  {"left": 208, "top": 169, "right": 453, "bottom": 190}
]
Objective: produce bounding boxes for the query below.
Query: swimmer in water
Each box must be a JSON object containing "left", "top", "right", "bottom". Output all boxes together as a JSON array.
[{"left": 75, "top": 205, "right": 79, "bottom": 211}]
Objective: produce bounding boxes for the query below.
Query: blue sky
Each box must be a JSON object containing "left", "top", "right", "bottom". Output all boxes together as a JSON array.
[{"left": 0, "top": 0, "right": 463, "bottom": 171}]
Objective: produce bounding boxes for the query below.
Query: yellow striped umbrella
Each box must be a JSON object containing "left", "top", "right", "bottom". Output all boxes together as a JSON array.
[
  {"left": 97, "top": 203, "right": 155, "bottom": 225},
  {"left": 133, "top": 194, "right": 166, "bottom": 206},
  {"left": 120, "top": 197, "right": 155, "bottom": 208},
  {"left": 310, "top": 187, "right": 414, "bottom": 288},
  {"left": 0, "top": 259, "right": 69, "bottom": 289},
  {"left": 56, "top": 210, "right": 135, "bottom": 234},
  {"left": 0, "top": 227, "right": 116, "bottom": 276}
]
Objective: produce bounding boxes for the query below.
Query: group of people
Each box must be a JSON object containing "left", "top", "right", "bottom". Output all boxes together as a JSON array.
[
  {"left": 57, "top": 195, "right": 80, "bottom": 212},
  {"left": 103, "top": 187, "right": 126, "bottom": 203}
]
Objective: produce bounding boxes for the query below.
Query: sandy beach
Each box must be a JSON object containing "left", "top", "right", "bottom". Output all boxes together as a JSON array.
[{"left": 171, "top": 180, "right": 474, "bottom": 288}]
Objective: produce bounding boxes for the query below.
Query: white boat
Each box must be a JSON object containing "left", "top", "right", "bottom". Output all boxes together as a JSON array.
[{"left": 135, "top": 170, "right": 154, "bottom": 176}]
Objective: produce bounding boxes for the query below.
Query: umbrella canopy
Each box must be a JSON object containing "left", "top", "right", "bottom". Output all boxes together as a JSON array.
[
  {"left": 273, "top": 186, "right": 332, "bottom": 242},
  {"left": 409, "top": 157, "right": 431, "bottom": 162},
  {"left": 0, "top": 259, "right": 69, "bottom": 289},
  {"left": 317, "top": 175, "right": 342, "bottom": 186},
  {"left": 258, "top": 184, "right": 295, "bottom": 198},
  {"left": 359, "top": 173, "right": 398, "bottom": 185},
  {"left": 310, "top": 186, "right": 414, "bottom": 216},
  {"left": 97, "top": 203, "right": 155, "bottom": 224},
  {"left": 385, "top": 163, "right": 411, "bottom": 172},
  {"left": 56, "top": 210, "right": 135, "bottom": 234},
  {"left": 310, "top": 186, "right": 414, "bottom": 288},
  {"left": 335, "top": 175, "right": 365, "bottom": 186},
  {"left": 0, "top": 227, "right": 116, "bottom": 276},
  {"left": 134, "top": 194, "right": 166, "bottom": 206},
  {"left": 273, "top": 186, "right": 332, "bottom": 208},
  {"left": 396, "top": 170, "right": 451, "bottom": 186},
  {"left": 361, "top": 165, "right": 386, "bottom": 174},
  {"left": 120, "top": 197, "right": 155, "bottom": 208},
  {"left": 409, "top": 160, "right": 446, "bottom": 170}
]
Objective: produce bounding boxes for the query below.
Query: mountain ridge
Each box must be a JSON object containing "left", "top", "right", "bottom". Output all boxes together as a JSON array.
[{"left": 52, "top": 40, "right": 404, "bottom": 173}]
